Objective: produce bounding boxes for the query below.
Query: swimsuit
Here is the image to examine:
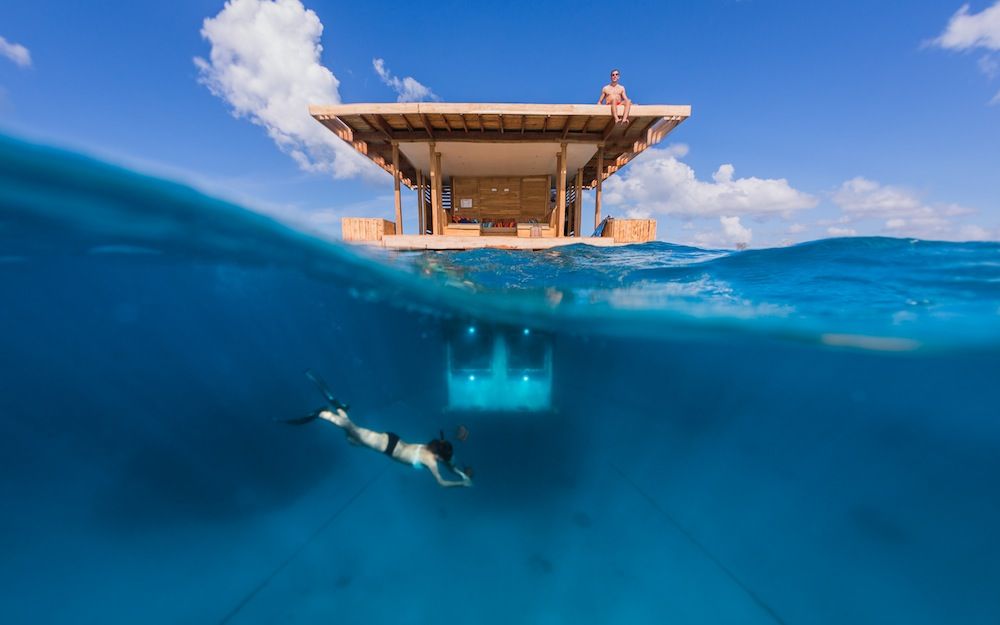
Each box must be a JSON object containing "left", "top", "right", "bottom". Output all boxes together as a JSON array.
[{"left": 384, "top": 432, "right": 400, "bottom": 457}]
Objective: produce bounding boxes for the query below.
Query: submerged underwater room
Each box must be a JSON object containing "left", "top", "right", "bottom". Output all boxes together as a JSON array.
[{"left": 2, "top": 136, "right": 1000, "bottom": 624}]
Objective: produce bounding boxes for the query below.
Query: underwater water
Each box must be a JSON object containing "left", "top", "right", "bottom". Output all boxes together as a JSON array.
[{"left": 2, "top": 133, "right": 1000, "bottom": 625}]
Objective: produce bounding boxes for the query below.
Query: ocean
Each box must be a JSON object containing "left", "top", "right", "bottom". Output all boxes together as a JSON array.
[{"left": 2, "top": 134, "right": 999, "bottom": 625}]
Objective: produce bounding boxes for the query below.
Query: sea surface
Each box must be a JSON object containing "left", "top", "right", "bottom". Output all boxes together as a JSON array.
[{"left": 2, "top": 134, "right": 1000, "bottom": 625}]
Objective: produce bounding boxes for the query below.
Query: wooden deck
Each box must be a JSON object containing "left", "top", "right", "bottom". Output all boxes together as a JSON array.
[{"left": 357, "top": 235, "right": 620, "bottom": 251}]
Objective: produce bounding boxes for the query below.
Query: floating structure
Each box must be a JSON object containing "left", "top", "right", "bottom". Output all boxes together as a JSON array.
[{"left": 309, "top": 103, "right": 691, "bottom": 250}]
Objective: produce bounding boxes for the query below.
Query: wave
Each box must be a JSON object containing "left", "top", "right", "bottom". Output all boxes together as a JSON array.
[{"left": 2, "top": 133, "right": 999, "bottom": 350}]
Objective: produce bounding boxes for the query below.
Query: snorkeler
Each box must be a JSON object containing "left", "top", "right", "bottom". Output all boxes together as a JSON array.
[{"left": 279, "top": 371, "right": 473, "bottom": 489}]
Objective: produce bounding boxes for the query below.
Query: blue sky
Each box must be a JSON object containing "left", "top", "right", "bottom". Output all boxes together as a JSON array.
[{"left": 1, "top": 0, "right": 998, "bottom": 247}]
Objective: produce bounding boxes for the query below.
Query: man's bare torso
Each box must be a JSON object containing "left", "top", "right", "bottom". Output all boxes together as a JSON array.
[{"left": 601, "top": 83, "right": 626, "bottom": 102}]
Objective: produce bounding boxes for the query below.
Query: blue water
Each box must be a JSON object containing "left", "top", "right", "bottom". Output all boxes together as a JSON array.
[{"left": 2, "top": 133, "right": 1000, "bottom": 624}]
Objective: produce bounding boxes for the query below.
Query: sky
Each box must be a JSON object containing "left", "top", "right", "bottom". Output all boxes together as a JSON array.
[{"left": 1, "top": 0, "right": 999, "bottom": 248}]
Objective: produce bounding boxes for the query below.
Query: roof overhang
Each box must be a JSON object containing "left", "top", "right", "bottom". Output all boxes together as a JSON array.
[{"left": 309, "top": 103, "right": 691, "bottom": 189}]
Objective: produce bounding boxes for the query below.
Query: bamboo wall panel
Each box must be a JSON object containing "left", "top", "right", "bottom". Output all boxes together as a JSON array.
[
  {"left": 342, "top": 218, "right": 396, "bottom": 241},
  {"left": 602, "top": 218, "right": 656, "bottom": 243}
]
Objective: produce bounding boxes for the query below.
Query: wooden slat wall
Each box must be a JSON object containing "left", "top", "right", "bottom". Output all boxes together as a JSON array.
[
  {"left": 521, "top": 176, "right": 550, "bottom": 220},
  {"left": 342, "top": 218, "right": 396, "bottom": 241},
  {"left": 450, "top": 175, "right": 551, "bottom": 222},
  {"left": 479, "top": 177, "right": 520, "bottom": 218},
  {"left": 602, "top": 218, "right": 657, "bottom": 243}
]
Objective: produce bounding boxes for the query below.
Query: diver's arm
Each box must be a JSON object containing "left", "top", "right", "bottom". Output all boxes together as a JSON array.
[
  {"left": 449, "top": 462, "right": 471, "bottom": 482},
  {"left": 428, "top": 460, "right": 471, "bottom": 488}
]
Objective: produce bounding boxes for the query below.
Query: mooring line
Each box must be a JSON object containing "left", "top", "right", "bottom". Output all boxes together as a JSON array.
[
  {"left": 611, "top": 463, "right": 789, "bottom": 625},
  {"left": 217, "top": 466, "right": 388, "bottom": 625}
]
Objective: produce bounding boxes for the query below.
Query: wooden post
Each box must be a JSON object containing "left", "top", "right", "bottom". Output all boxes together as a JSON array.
[
  {"left": 556, "top": 143, "right": 567, "bottom": 237},
  {"left": 595, "top": 144, "right": 604, "bottom": 230},
  {"left": 392, "top": 142, "right": 402, "bottom": 234},
  {"left": 417, "top": 170, "right": 426, "bottom": 235},
  {"left": 429, "top": 143, "right": 440, "bottom": 235},
  {"left": 574, "top": 169, "right": 583, "bottom": 237},
  {"left": 435, "top": 151, "right": 444, "bottom": 235}
]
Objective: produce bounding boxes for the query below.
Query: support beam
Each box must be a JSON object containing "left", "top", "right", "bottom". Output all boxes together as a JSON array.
[
  {"left": 429, "top": 142, "right": 441, "bottom": 235},
  {"left": 595, "top": 145, "right": 604, "bottom": 230},
  {"left": 350, "top": 130, "right": 607, "bottom": 144},
  {"left": 417, "top": 170, "right": 426, "bottom": 234},
  {"left": 420, "top": 113, "right": 435, "bottom": 139},
  {"left": 574, "top": 169, "right": 583, "bottom": 237},
  {"left": 435, "top": 151, "right": 444, "bottom": 235},
  {"left": 392, "top": 142, "right": 402, "bottom": 234},
  {"left": 556, "top": 142, "right": 568, "bottom": 237}
]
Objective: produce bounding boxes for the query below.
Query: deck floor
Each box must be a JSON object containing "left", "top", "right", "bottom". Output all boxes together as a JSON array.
[{"left": 364, "top": 235, "right": 621, "bottom": 251}]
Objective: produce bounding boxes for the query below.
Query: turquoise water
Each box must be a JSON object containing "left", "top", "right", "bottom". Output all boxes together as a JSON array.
[{"left": 2, "top": 134, "right": 1000, "bottom": 624}]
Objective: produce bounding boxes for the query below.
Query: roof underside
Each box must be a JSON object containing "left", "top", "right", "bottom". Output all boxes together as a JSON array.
[{"left": 309, "top": 103, "right": 690, "bottom": 189}]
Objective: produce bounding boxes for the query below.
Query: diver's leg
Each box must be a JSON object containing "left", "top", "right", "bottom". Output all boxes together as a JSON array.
[
  {"left": 318, "top": 410, "right": 387, "bottom": 451},
  {"left": 622, "top": 99, "right": 631, "bottom": 124},
  {"left": 344, "top": 425, "right": 388, "bottom": 452},
  {"left": 318, "top": 408, "right": 350, "bottom": 427}
]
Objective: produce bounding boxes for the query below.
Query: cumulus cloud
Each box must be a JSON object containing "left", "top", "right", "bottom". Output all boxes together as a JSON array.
[
  {"left": 831, "top": 177, "right": 993, "bottom": 241},
  {"left": 0, "top": 35, "right": 31, "bottom": 68},
  {"left": 603, "top": 144, "right": 818, "bottom": 220},
  {"left": 685, "top": 216, "right": 752, "bottom": 249},
  {"left": 721, "top": 216, "right": 752, "bottom": 244},
  {"left": 372, "top": 58, "right": 438, "bottom": 102},
  {"left": 932, "top": 2, "right": 1000, "bottom": 51},
  {"left": 194, "top": 0, "right": 370, "bottom": 179},
  {"left": 931, "top": 2, "right": 1000, "bottom": 104}
]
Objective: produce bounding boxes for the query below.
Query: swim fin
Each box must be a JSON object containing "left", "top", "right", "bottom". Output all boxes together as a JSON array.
[
  {"left": 275, "top": 408, "right": 325, "bottom": 426},
  {"left": 305, "top": 369, "right": 350, "bottom": 413}
]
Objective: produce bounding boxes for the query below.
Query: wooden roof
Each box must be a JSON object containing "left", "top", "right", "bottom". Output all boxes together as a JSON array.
[{"left": 309, "top": 103, "right": 691, "bottom": 190}]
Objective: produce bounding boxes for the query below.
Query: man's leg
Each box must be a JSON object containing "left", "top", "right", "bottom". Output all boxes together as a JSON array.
[
  {"left": 608, "top": 100, "right": 621, "bottom": 122},
  {"left": 621, "top": 99, "right": 631, "bottom": 124}
]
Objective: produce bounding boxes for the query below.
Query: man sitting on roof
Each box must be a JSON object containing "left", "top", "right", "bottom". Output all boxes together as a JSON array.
[{"left": 599, "top": 69, "right": 631, "bottom": 124}]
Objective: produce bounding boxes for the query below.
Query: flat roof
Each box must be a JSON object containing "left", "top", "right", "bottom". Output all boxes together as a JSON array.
[{"left": 309, "top": 103, "right": 691, "bottom": 189}]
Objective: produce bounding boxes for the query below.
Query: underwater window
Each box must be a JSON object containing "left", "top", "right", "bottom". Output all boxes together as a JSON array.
[
  {"left": 448, "top": 323, "right": 493, "bottom": 372},
  {"left": 505, "top": 327, "right": 548, "bottom": 370}
]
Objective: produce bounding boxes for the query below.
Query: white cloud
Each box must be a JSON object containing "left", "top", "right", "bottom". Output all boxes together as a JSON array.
[
  {"left": 978, "top": 54, "right": 1000, "bottom": 77},
  {"left": 684, "top": 216, "right": 753, "bottom": 249},
  {"left": 831, "top": 177, "right": 924, "bottom": 217},
  {"left": 931, "top": 3, "right": 1000, "bottom": 103},
  {"left": 933, "top": 2, "right": 1000, "bottom": 51},
  {"left": 721, "top": 216, "right": 752, "bottom": 245},
  {"left": 372, "top": 58, "right": 438, "bottom": 102},
  {"left": 194, "top": 0, "right": 370, "bottom": 179},
  {"left": 0, "top": 35, "right": 31, "bottom": 68},
  {"left": 831, "top": 177, "right": 993, "bottom": 241},
  {"left": 603, "top": 144, "right": 818, "bottom": 219},
  {"left": 786, "top": 223, "right": 806, "bottom": 234}
]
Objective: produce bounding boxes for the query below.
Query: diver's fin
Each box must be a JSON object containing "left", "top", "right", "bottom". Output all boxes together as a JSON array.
[
  {"left": 305, "top": 369, "right": 350, "bottom": 412},
  {"left": 275, "top": 409, "right": 325, "bottom": 426}
]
